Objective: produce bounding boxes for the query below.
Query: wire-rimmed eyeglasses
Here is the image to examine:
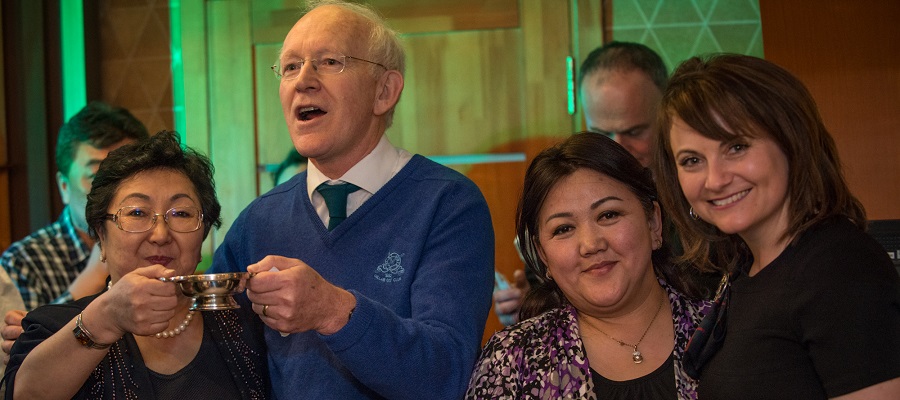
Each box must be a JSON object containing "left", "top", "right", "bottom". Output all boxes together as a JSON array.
[
  {"left": 271, "top": 52, "right": 387, "bottom": 80},
  {"left": 105, "top": 206, "right": 204, "bottom": 233}
]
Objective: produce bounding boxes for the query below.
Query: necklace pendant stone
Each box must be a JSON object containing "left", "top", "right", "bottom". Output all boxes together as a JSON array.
[{"left": 632, "top": 350, "right": 644, "bottom": 364}]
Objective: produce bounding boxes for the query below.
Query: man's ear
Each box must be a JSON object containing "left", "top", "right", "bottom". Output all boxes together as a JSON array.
[
  {"left": 56, "top": 171, "right": 71, "bottom": 205},
  {"left": 373, "top": 70, "right": 404, "bottom": 116}
]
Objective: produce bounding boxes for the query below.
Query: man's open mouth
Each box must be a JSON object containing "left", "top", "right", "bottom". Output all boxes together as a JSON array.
[{"left": 298, "top": 106, "right": 326, "bottom": 121}]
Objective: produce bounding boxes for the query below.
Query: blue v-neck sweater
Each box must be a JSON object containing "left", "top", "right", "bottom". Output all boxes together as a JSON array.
[{"left": 210, "top": 155, "right": 495, "bottom": 399}]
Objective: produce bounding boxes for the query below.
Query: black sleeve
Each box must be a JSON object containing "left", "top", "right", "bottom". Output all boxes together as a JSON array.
[
  {"left": 797, "top": 232, "right": 900, "bottom": 397},
  {"left": 3, "top": 297, "right": 94, "bottom": 399}
]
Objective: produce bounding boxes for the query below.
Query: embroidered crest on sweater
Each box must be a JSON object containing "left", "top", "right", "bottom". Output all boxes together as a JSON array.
[{"left": 374, "top": 252, "right": 404, "bottom": 282}]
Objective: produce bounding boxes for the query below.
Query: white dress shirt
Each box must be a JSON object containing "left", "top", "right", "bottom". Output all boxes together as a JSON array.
[{"left": 306, "top": 135, "right": 412, "bottom": 227}]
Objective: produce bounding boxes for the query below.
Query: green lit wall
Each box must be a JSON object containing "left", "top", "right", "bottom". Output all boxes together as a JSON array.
[
  {"left": 612, "top": 0, "right": 764, "bottom": 72},
  {"left": 60, "top": 0, "right": 86, "bottom": 120},
  {"left": 169, "top": 0, "right": 186, "bottom": 142}
]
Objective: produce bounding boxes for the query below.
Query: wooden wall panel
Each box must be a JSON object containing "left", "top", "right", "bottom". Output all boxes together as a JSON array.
[
  {"left": 573, "top": 0, "right": 605, "bottom": 131},
  {"left": 250, "top": 0, "right": 306, "bottom": 45},
  {"left": 98, "top": 1, "right": 173, "bottom": 134},
  {"left": 206, "top": 0, "right": 258, "bottom": 248},
  {"left": 178, "top": 0, "right": 214, "bottom": 264},
  {"left": 760, "top": 0, "right": 900, "bottom": 219},
  {"left": 181, "top": 0, "right": 210, "bottom": 153},
  {"left": 250, "top": 0, "right": 520, "bottom": 43},
  {"left": 520, "top": 0, "right": 577, "bottom": 138},
  {"left": 391, "top": 29, "right": 523, "bottom": 156},
  {"left": 254, "top": 43, "right": 294, "bottom": 195},
  {"left": 377, "top": 0, "right": 519, "bottom": 32}
]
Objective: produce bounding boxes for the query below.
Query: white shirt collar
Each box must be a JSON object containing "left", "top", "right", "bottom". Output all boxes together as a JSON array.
[{"left": 306, "top": 135, "right": 412, "bottom": 222}]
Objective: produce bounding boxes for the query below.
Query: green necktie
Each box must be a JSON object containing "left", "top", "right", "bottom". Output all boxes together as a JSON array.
[{"left": 316, "top": 182, "right": 360, "bottom": 230}]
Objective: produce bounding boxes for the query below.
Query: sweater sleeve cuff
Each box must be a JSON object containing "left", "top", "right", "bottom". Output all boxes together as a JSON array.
[{"left": 320, "top": 290, "right": 373, "bottom": 352}]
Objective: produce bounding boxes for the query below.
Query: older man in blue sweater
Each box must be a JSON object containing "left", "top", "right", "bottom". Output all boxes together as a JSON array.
[{"left": 208, "top": 1, "right": 495, "bottom": 399}]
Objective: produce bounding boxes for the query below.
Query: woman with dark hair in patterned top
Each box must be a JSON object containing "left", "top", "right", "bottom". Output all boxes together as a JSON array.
[{"left": 467, "top": 133, "right": 710, "bottom": 399}]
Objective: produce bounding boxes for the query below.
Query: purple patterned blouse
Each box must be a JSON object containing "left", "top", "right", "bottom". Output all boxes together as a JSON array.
[{"left": 466, "top": 278, "right": 711, "bottom": 399}]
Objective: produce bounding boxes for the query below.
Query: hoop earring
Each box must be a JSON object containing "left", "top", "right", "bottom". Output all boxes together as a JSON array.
[
  {"left": 689, "top": 207, "right": 701, "bottom": 221},
  {"left": 544, "top": 270, "right": 552, "bottom": 281},
  {"left": 653, "top": 239, "right": 662, "bottom": 250}
]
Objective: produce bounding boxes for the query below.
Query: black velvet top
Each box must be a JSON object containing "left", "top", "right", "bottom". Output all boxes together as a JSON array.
[
  {"left": 591, "top": 352, "right": 677, "bottom": 400},
  {"left": 4, "top": 292, "right": 269, "bottom": 399}
]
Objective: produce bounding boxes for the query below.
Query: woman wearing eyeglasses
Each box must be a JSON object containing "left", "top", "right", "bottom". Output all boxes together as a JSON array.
[{"left": 5, "top": 131, "right": 269, "bottom": 399}]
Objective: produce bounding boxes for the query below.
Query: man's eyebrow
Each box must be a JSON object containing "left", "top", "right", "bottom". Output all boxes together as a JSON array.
[
  {"left": 588, "top": 123, "right": 648, "bottom": 136},
  {"left": 589, "top": 127, "right": 613, "bottom": 135}
]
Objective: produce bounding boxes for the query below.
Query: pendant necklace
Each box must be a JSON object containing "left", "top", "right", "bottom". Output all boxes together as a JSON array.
[{"left": 589, "top": 292, "right": 665, "bottom": 364}]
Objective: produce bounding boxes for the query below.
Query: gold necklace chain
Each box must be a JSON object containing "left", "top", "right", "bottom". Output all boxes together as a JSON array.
[{"left": 588, "top": 292, "right": 666, "bottom": 364}]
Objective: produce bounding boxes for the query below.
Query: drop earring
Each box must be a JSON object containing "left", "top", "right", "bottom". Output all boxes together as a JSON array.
[{"left": 689, "top": 207, "right": 701, "bottom": 221}]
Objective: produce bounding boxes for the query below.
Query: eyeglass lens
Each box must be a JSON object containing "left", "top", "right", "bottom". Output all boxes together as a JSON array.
[
  {"left": 276, "top": 53, "right": 346, "bottom": 79},
  {"left": 117, "top": 206, "right": 202, "bottom": 233}
]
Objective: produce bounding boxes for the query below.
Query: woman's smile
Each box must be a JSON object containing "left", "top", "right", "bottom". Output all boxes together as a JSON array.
[{"left": 710, "top": 189, "right": 750, "bottom": 207}]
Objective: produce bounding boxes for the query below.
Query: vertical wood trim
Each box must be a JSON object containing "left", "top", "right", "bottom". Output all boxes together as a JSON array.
[
  {"left": 181, "top": 0, "right": 210, "bottom": 154},
  {"left": 601, "top": 0, "right": 612, "bottom": 44},
  {"left": 253, "top": 43, "right": 291, "bottom": 196},
  {"left": 572, "top": 0, "right": 604, "bottom": 131},
  {"left": 206, "top": 0, "right": 257, "bottom": 248},
  {"left": 179, "top": 0, "right": 214, "bottom": 259},
  {"left": 520, "top": 0, "right": 575, "bottom": 138},
  {"left": 9, "top": 2, "right": 52, "bottom": 235}
]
